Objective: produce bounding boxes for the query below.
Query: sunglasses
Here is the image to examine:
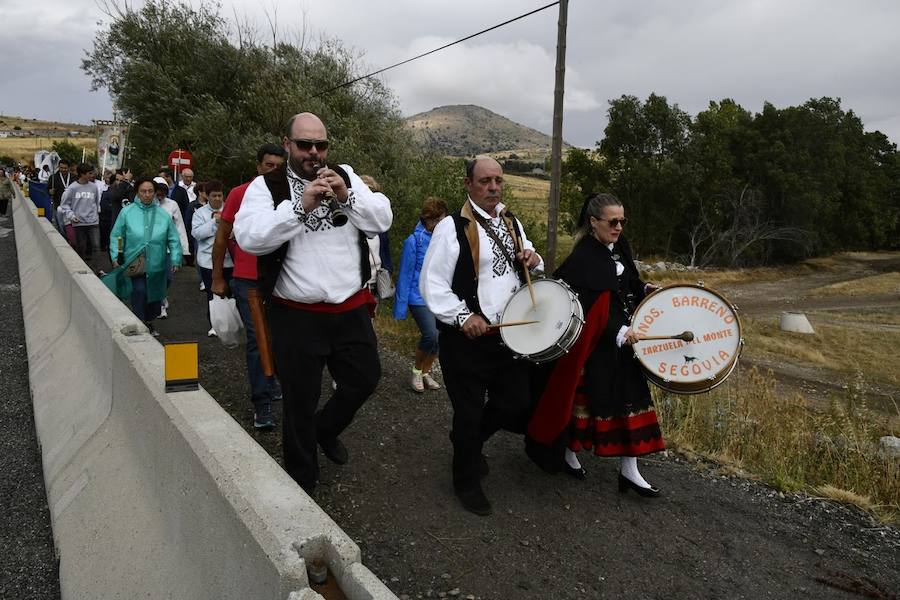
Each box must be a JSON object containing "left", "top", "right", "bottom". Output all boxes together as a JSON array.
[
  {"left": 291, "top": 138, "right": 329, "bottom": 152},
  {"left": 593, "top": 217, "right": 627, "bottom": 228}
]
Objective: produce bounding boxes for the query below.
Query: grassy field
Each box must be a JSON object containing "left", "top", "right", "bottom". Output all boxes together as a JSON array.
[
  {"left": 503, "top": 173, "right": 576, "bottom": 263},
  {"left": 810, "top": 271, "right": 900, "bottom": 297},
  {"left": 0, "top": 136, "right": 95, "bottom": 164},
  {"left": 741, "top": 316, "right": 900, "bottom": 387}
]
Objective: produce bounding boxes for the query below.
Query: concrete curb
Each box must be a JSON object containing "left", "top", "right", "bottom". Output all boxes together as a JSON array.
[{"left": 12, "top": 188, "right": 397, "bottom": 599}]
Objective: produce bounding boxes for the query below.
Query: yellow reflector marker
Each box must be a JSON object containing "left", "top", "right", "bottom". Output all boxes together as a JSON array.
[
  {"left": 37, "top": 207, "right": 45, "bottom": 216},
  {"left": 164, "top": 342, "right": 199, "bottom": 392}
]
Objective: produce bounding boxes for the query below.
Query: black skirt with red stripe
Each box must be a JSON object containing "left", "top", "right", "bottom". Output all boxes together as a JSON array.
[{"left": 569, "top": 296, "right": 665, "bottom": 456}]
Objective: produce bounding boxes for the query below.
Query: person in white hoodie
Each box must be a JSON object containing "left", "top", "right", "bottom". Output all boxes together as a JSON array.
[
  {"left": 192, "top": 180, "right": 233, "bottom": 336},
  {"left": 153, "top": 178, "right": 189, "bottom": 318}
]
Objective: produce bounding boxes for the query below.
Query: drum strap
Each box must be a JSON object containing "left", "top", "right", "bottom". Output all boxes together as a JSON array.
[{"left": 469, "top": 209, "right": 525, "bottom": 284}]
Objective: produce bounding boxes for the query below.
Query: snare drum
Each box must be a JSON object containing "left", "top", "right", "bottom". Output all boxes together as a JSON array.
[
  {"left": 500, "top": 279, "right": 584, "bottom": 363},
  {"left": 631, "top": 284, "right": 742, "bottom": 394}
]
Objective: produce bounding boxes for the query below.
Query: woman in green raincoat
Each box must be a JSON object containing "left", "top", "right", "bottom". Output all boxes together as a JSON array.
[{"left": 104, "top": 177, "right": 182, "bottom": 335}]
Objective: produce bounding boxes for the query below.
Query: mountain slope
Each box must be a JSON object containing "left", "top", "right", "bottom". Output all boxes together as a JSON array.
[{"left": 405, "top": 104, "right": 569, "bottom": 157}]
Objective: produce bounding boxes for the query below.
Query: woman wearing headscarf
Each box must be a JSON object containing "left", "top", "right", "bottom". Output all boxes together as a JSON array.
[
  {"left": 104, "top": 177, "right": 182, "bottom": 336},
  {"left": 526, "top": 193, "right": 665, "bottom": 496}
]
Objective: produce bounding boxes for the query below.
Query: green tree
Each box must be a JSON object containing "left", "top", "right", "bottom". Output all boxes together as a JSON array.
[
  {"left": 51, "top": 139, "right": 82, "bottom": 165},
  {"left": 598, "top": 94, "right": 692, "bottom": 258},
  {"left": 82, "top": 0, "right": 411, "bottom": 188}
]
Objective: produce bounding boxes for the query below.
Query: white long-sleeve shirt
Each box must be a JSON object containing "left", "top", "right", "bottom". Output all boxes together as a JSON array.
[
  {"left": 192, "top": 203, "right": 233, "bottom": 269},
  {"left": 420, "top": 199, "right": 542, "bottom": 328},
  {"left": 159, "top": 197, "right": 189, "bottom": 256},
  {"left": 233, "top": 164, "right": 393, "bottom": 303}
]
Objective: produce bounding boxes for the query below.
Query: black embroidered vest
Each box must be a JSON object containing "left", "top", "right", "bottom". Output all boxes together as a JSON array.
[{"left": 437, "top": 211, "right": 526, "bottom": 331}]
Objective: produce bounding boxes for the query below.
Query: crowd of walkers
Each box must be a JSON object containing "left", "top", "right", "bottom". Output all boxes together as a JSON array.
[{"left": 9, "top": 114, "right": 667, "bottom": 517}]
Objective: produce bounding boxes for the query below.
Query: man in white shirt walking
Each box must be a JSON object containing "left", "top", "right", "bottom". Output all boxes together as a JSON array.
[
  {"left": 420, "top": 156, "right": 542, "bottom": 516},
  {"left": 234, "top": 112, "right": 392, "bottom": 495}
]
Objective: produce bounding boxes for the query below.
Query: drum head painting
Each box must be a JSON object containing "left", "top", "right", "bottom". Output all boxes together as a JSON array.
[{"left": 632, "top": 284, "right": 742, "bottom": 394}]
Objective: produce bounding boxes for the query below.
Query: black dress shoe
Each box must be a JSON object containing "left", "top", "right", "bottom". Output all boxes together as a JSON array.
[
  {"left": 563, "top": 464, "right": 587, "bottom": 480},
  {"left": 617, "top": 473, "right": 660, "bottom": 497},
  {"left": 455, "top": 485, "right": 492, "bottom": 516},
  {"left": 479, "top": 454, "right": 489, "bottom": 478},
  {"left": 318, "top": 436, "right": 348, "bottom": 465}
]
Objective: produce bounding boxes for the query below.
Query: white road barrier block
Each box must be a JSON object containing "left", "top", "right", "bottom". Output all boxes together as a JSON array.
[
  {"left": 12, "top": 188, "right": 396, "bottom": 599},
  {"left": 779, "top": 311, "right": 816, "bottom": 334}
]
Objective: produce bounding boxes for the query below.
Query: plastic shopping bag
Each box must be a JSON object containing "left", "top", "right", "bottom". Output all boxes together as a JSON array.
[{"left": 209, "top": 296, "right": 244, "bottom": 349}]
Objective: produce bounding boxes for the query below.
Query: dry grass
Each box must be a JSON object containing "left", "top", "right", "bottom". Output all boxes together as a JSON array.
[
  {"left": 646, "top": 263, "right": 816, "bottom": 287},
  {"left": 741, "top": 317, "right": 900, "bottom": 386},
  {"left": 0, "top": 114, "right": 91, "bottom": 131},
  {"left": 813, "top": 309, "right": 900, "bottom": 327},
  {"left": 814, "top": 485, "right": 874, "bottom": 511},
  {"left": 502, "top": 173, "right": 575, "bottom": 264},
  {"left": 0, "top": 137, "right": 95, "bottom": 163},
  {"left": 374, "top": 302, "right": 421, "bottom": 358},
  {"left": 504, "top": 173, "right": 550, "bottom": 216},
  {"left": 810, "top": 272, "right": 900, "bottom": 297},
  {"left": 656, "top": 368, "right": 900, "bottom": 522}
]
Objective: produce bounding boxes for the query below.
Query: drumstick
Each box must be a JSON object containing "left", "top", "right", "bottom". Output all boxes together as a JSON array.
[
  {"left": 487, "top": 320, "right": 540, "bottom": 329},
  {"left": 514, "top": 233, "right": 536, "bottom": 309},
  {"left": 638, "top": 331, "right": 695, "bottom": 342}
]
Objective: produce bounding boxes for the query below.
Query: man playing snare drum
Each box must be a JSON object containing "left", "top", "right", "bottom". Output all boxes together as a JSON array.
[{"left": 420, "top": 156, "right": 543, "bottom": 516}]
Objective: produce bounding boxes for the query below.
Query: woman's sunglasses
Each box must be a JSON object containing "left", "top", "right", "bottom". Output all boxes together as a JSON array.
[
  {"left": 594, "top": 217, "right": 627, "bottom": 228},
  {"left": 291, "top": 138, "right": 329, "bottom": 152}
]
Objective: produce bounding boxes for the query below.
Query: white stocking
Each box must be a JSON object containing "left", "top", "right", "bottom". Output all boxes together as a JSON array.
[
  {"left": 620, "top": 456, "right": 651, "bottom": 489},
  {"left": 564, "top": 449, "right": 582, "bottom": 470}
]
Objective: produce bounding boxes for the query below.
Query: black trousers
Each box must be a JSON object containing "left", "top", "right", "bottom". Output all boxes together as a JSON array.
[
  {"left": 439, "top": 328, "right": 532, "bottom": 491},
  {"left": 269, "top": 302, "right": 381, "bottom": 492}
]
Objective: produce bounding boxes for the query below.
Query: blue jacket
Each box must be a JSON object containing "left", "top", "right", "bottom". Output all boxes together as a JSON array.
[{"left": 393, "top": 221, "right": 431, "bottom": 319}]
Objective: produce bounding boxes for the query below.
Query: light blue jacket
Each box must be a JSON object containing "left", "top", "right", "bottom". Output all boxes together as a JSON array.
[
  {"left": 393, "top": 221, "right": 431, "bottom": 319},
  {"left": 191, "top": 203, "right": 233, "bottom": 270}
]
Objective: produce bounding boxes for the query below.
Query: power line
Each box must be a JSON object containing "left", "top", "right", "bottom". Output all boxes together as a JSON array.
[{"left": 312, "top": 1, "right": 560, "bottom": 98}]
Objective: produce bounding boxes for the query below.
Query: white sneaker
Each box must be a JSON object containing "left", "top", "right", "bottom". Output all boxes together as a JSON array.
[
  {"left": 159, "top": 305, "right": 168, "bottom": 319},
  {"left": 422, "top": 372, "right": 442, "bottom": 390},
  {"left": 207, "top": 328, "right": 217, "bottom": 337},
  {"left": 199, "top": 281, "right": 206, "bottom": 291},
  {"left": 410, "top": 370, "right": 424, "bottom": 393}
]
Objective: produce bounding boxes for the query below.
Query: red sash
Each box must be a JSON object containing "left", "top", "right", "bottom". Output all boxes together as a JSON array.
[{"left": 527, "top": 291, "right": 611, "bottom": 445}]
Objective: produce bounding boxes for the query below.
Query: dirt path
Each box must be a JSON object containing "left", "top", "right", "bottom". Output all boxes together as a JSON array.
[
  {"left": 715, "top": 252, "right": 900, "bottom": 419},
  {"left": 716, "top": 253, "right": 900, "bottom": 316},
  {"left": 148, "top": 260, "right": 900, "bottom": 600}
]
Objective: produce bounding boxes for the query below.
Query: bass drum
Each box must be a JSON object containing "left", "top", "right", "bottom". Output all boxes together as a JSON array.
[
  {"left": 631, "top": 284, "right": 742, "bottom": 394},
  {"left": 500, "top": 278, "right": 584, "bottom": 363}
]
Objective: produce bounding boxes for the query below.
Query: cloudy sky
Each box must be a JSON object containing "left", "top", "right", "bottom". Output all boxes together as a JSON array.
[{"left": 2, "top": 0, "right": 899, "bottom": 148}]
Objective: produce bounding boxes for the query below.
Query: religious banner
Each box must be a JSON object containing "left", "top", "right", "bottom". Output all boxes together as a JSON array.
[{"left": 95, "top": 121, "right": 128, "bottom": 175}]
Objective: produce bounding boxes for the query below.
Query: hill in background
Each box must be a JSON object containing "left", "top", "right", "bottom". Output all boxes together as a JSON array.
[
  {"left": 0, "top": 115, "right": 92, "bottom": 136},
  {"left": 405, "top": 104, "right": 570, "bottom": 160}
]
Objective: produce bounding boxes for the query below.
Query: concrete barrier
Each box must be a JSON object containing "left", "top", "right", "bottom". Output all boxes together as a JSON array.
[
  {"left": 12, "top": 187, "right": 397, "bottom": 599},
  {"left": 779, "top": 311, "right": 815, "bottom": 334}
]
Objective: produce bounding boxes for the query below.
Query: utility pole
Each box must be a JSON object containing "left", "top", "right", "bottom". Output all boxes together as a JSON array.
[{"left": 545, "top": 0, "right": 568, "bottom": 273}]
